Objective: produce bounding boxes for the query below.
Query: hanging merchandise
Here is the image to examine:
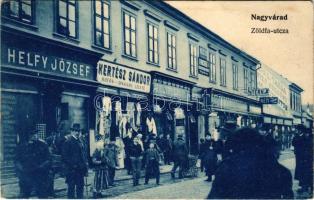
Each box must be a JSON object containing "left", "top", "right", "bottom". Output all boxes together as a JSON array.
[
  {"left": 136, "top": 102, "right": 142, "bottom": 126},
  {"left": 126, "top": 102, "right": 135, "bottom": 127},
  {"left": 146, "top": 116, "right": 157, "bottom": 135},
  {"left": 119, "top": 116, "right": 128, "bottom": 138},
  {"left": 115, "top": 101, "right": 122, "bottom": 126},
  {"left": 102, "top": 96, "right": 112, "bottom": 117},
  {"left": 174, "top": 107, "right": 185, "bottom": 119},
  {"left": 98, "top": 111, "right": 105, "bottom": 135}
]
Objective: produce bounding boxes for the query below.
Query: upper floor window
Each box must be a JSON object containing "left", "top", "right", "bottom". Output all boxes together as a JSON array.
[
  {"left": 147, "top": 23, "right": 159, "bottom": 64},
  {"left": 123, "top": 12, "right": 136, "bottom": 57},
  {"left": 57, "top": 0, "right": 77, "bottom": 38},
  {"left": 167, "top": 32, "right": 176, "bottom": 70},
  {"left": 232, "top": 63, "right": 238, "bottom": 90},
  {"left": 2, "top": 0, "right": 34, "bottom": 24},
  {"left": 244, "top": 68, "right": 249, "bottom": 92},
  {"left": 94, "top": 0, "right": 110, "bottom": 49},
  {"left": 189, "top": 43, "right": 197, "bottom": 77},
  {"left": 220, "top": 58, "right": 226, "bottom": 86},
  {"left": 209, "top": 52, "right": 216, "bottom": 83},
  {"left": 250, "top": 70, "right": 256, "bottom": 89}
]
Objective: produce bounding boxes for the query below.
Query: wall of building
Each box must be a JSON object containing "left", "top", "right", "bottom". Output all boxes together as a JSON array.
[{"left": 1, "top": 0, "right": 258, "bottom": 97}]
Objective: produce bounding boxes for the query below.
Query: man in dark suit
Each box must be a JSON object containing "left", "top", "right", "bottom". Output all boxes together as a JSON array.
[
  {"left": 15, "top": 130, "right": 51, "bottom": 198},
  {"left": 171, "top": 134, "right": 188, "bottom": 179},
  {"left": 62, "top": 124, "right": 88, "bottom": 199}
]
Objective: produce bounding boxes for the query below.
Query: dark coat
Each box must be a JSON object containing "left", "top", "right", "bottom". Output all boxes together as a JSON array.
[
  {"left": 103, "top": 143, "right": 118, "bottom": 168},
  {"left": 203, "top": 148, "right": 217, "bottom": 176},
  {"left": 15, "top": 139, "right": 51, "bottom": 176},
  {"left": 129, "top": 143, "right": 143, "bottom": 158},
  {"left": 172, "top": 138, "right": 188, "bottom": 162},
  {"left": 123, "top": 136, "right": 133, "bottom": 156},
  {"left": 62, "top": 136, "right": 88, "bottom": 176},
  {"left": 208, "top": 151, "right": 293, "bottom": 199}
]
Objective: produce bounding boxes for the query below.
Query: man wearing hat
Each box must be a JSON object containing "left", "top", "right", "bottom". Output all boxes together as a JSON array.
[
  {"left": 171, "top": 134, "right": 188, "bottom": 179},
  {"left": 62, "top": 123, "right": 88, "bottom": 198},
  {"left": 15, "top": 129, "right": 51, "bottom": 198}
]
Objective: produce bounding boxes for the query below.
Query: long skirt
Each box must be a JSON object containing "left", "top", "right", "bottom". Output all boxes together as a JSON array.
[{"left": 93, "top": 168, "right": 109, "bottom": 193}]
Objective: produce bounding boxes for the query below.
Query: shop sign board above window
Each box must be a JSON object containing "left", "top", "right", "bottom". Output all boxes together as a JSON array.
[
  {"left": 211, "top": 94, "right": 247, "bottom": 113},
  {"left": 198, "top": 46, "right": 209, "bottom": 76},
  {"left": 153, "top": 79, "right": 191, "bottom": 101},
  {"left": 97, "top": 60, "right": 151, "bottom": 93},
  {"left": 3, "top": 47, "right": 94, "bottom": 80}
]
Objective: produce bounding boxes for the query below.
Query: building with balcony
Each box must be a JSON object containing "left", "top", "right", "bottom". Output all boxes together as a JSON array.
[{"left": 1, "top": 0, "right": 260, "bottom": 180}]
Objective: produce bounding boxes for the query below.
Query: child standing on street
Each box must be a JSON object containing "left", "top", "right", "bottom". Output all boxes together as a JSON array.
[{"left": 144, "top": 143, "right": 161, "bottom": 185}]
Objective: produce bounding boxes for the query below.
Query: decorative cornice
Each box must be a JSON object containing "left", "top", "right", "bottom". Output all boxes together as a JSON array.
[
  {"left": 164, "top": 20, "right": 180, "bottom": 31},
  {"left": 187, "top": 33, "right": 199, "bottom": 42},
  {"left": 144, "top": 9, "right": 162, "bottom": 22},
  {"left": 120, "top": 0, "right": 141, "bottom": 11}
]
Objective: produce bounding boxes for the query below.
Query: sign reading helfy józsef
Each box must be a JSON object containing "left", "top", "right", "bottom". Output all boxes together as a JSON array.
[{"left": 97, "top": 60, "right": 151, "bottom": 93}]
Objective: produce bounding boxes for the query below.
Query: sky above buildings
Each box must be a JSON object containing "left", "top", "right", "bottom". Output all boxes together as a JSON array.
[{"left": 167, "top": 1, "right": 313, "bottom": 105}]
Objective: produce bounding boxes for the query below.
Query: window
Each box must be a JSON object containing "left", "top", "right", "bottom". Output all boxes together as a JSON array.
[
  {"left": 250, "top": 71, "right": 256, "bottom": 90},
  {"left": 57, "top": 0, "right": 77, "bottom": 38},
  {"left": 244, "top": 68, "right": 248, "bottom": 92},
  {"left": 167, "top": 32, "right": 176, "bottom": 70},
  {"left": 147, "top": 23, "right": 159, "bottom": 64},
  {"left": 232, "top": 63, "right": 238, "bottom": 90},
  {"left": 123, "top": 12, "right": 136, "bottom": 57},
  {"left": 220, "top": 58, "right": 226, "bottom": 86},
  {"left": 2, "top": 0, "right": 34, "bottom": 24},
  {"left": 189, "top": 43, "right": 197, "bottom": 77},
  {"left": 94, "top": 0, "right": 110, "bottom": 49},
  {"left": 209, "top": 52, "right": 216, "bottom": 83}
]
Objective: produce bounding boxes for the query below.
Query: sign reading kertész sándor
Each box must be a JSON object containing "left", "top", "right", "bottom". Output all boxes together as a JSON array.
[
  {"left": 97, "top": 60, "right": 151, "bottom": 93},
  {"left": 4, "top": 47, "right": 93, "bottom": 80}
]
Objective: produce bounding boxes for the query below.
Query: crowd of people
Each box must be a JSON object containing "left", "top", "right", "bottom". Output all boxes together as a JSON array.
[{"left": 14, "top": 120, "right": 313, "bottom": 199}]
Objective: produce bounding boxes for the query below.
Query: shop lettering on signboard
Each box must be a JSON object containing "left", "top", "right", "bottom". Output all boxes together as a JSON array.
[
  {"left": 97, "top": 60, "right": 151, "bottom": 93},
  {"left": 4, "top": 47, "right": 93, "bottom": 80}
]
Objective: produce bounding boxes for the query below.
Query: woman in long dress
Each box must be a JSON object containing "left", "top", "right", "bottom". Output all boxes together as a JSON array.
[{"left": 92, "top": 141, "right": 109, "bottom": 198}]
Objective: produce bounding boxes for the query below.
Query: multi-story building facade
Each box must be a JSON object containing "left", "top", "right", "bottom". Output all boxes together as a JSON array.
[
  {"left": 257, "top": 64, "right": 293, "bottom": 130},
  {"left": 1, "top": 0, "right": 260, "bottom": 179},
  {"left": 289, "top": 83, "right": 303, "bottom": 125}
]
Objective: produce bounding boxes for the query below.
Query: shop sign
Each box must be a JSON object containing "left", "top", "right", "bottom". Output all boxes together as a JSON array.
[
  {"left": 260, "top": 97, "right": 278, "bottom": 104},
  {"left": 211, "top": 94, "right": 247, "bottom": 113},
  {"left": 199, "top": 46, "right": 207, "bottom": 60},
  {"left": 249, "top": 104, "right": 261, "bottom": 114},
  {"left": 153, "top": 79, "right": 190, "bottom": 101},
  {"left": 284, "top": 120, "right": 292, "bottom": 126},
  {"left": 3, "top": 47, "right": 93, "bottom": 80},
  {"left": 248, "top": 88, "right": 269, "bottom": 96},
  {"left": 277, "top": 119, "right": 284, "bottom": 125},
  {"left": 97, "top": 60, "right": 151, "bottom": 93},
  {"left": 263, "top": 117, "right": 272, "bottom": 123},
  {"left": 293, "top": 118, "right": 302, "bottom": 125},
  {"left": 272, "top": 118, "right": 277, "bottom": 124},
  {"left": 198, "top": 58, "right": 210, "bottom": 76}
]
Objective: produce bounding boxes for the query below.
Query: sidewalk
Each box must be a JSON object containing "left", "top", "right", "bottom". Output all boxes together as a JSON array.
[
  {"left": 1, "top": 150, "right": 295, "bottom": 199},
  {"left": 1, "top": 164, "right": 173, "bottom": 198}
]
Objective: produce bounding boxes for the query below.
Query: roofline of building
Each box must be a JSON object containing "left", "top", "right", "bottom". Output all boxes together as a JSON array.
[
  {"left": 146, "top": 0, "right": 260, "bottom": 66},
  {"left": 289, "top": 82, "right": 304, "bottom": 92}
]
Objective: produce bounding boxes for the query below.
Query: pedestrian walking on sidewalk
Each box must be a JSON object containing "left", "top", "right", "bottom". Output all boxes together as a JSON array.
[
  {"left": 103, "top": 138, "right": 118, "bottom": 187},
  {"left": 15, "top": 129, "right": 51, "bottom": 198},
  {"left": 203, "top": 144, "right": 218, "bottom": 182},
  {"left": 144, "top": 143, "right": 161, "bottom": 185},
  {"left": 208, "top": 128, "right": 293, "bottom": 199},
  {"left": 123, "top": 126, "right": 133, "bottom": 175},
  {"left": 92, "top": 140, "right": 109, "bottom": 198},
  {"left": 171, "top": 134, "right": 188, "bottom": 179},
  {"left": 129, "top": 137, "right": 143, "bottom": 186},
  {"left": 62, "top": 123, "right": 88, "bottom": 199}
]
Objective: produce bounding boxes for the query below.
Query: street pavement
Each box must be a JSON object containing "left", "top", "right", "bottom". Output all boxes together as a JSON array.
[
  {"left": 114, "top": 150, "right": 299, "bottom": 199},
  {"left": 1, "top": 150, "right": 305, "bottom": 199}
]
